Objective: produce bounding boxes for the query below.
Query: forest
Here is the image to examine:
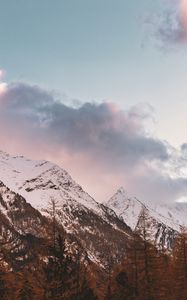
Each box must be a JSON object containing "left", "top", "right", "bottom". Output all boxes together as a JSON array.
[{"left": 0, "top": 207, "right": 187, "bottom": 300}]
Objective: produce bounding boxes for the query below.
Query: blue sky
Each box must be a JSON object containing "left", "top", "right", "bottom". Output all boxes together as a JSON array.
[
  {"left": 1, "top": 0, "right": 187, "bottom": 146},
  {"left": 1, "top": 0, "right": 187, "bottom": 202},
  {"left": 1, "top": 1, "right": 157, "bottom": 93}
]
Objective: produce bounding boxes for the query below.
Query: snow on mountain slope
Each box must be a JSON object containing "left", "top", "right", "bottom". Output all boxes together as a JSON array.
[
  {"left": 106, "top": 187, "right": 142, "bottom": 230},
  {"left": 107, "top": 187, "right": 184, "bottom": 230},
  {"left": 0, "top": 180, "right": 57, "bottom": 270},
  {"left": 151, "top": 202, "right": 187, "bottom": 229},
  {"left": 106, "top": 187, "right": 183, "bottom": 249},
  {"left": 0, "top": 150, "right": 103, "bottom": 214},
  {"left": 0, "top": 151, "right": 132, "bottom": 265},
  {"left": 0, "top": 180, "right": 52, "bottom": 237}
]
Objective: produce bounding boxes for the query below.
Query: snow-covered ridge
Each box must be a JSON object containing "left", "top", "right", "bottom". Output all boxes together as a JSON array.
[
  {"left": 106, "top": 187, "right": 187, "bottom": 232},
  {"left": 106, "top": 187, "right": 184, "bottom": 249},
  {"left": 0, "top": 149, "right": 184, "bottom": 253},
  {"left": 106, "top": 187, "right": 143, "bottom": 230},
  {"left": 0, "top": 150, "right": 101, "bottom": 214},
  {"left": 0, "top": 150, "right": 133, "bottom": 266}
]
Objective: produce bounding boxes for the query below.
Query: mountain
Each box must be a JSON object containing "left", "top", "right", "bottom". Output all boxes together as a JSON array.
[
  {"left": 106, "top": 187, "right": 183, "bottom": 249},
  {"left": 0, "top": 180, "right": 104, "bottom": 299},
  {"left": 0, "top": 180, "right": 55, "bottom": 270},
  {"left": 0, "top": 150, "right": 187, "bottom": 299},
  {"left": 0, "top": 151, "right": 132, "bottom": 267},
  {"left": 0, "top": 149, "right": 185, "bottom": 267}
]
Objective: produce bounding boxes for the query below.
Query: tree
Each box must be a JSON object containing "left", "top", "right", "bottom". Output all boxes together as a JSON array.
[
  {"left": 0, "top": 263, "right": 9, "bottom": 300},
  {"left": 172, "top": 229, "right": 187, "bottom": 300},
  {"left": 112, "top": 208, "right": 167, "bottom": 300},
  {"left": 15, "top": 271, "right": 35, "bottom": 300}
]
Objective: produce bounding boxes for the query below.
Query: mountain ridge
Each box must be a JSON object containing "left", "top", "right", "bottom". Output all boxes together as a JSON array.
[
  {"left": 106, "top": 187, "right": 186, "bottom": 249},
  {"left": 0, "top": 150, "right": 133, "bottom": 267},
  {"left": 0, "top": 149, "right": 186, "bottom": 262}
]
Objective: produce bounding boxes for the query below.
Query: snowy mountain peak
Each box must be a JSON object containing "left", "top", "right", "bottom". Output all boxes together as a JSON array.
[
  {"left": 107, "top": 188, "right": 143, "bottom": 230},
  {"left": 0, "top": 150, "right": 134, "bottom": 266},
  {"left": 106, "top": 187, "right": 185, "bottom": 232},
  {"left": 106, "top": 185, "right": 187, "bottom": 249},
  {"left": 0, "top": 150, "right": 102, "bottom": 216},
  {"left": 116, "top": 186, "right": 127, "bottom": 195}
]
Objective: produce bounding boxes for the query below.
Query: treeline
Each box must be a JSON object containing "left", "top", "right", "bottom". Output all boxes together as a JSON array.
[
  {"left": 0, "top": 198, "right": 98, "bottom": 299},
  {"left": 106, "top": 210, "right": 187, "bottom": 300},
  {"left": 0, "top": 232, "right": 98, "bottom": 300},
  {"left": 1, "top": 206, "right": 187, "bottom": 299}
]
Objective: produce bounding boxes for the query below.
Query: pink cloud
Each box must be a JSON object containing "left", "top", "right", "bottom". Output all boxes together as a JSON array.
[
  {"left": 180, "top": 0, "right": 187, "bottom": 28},
  {"left": 148, "top": 0, "right": 187, "bottom": 46},
  {"left": 0, "top": 82, "right": 187, "bottom": 205},
  {"left": 0, "top": 83, "right": 7, "bottom": 95}
]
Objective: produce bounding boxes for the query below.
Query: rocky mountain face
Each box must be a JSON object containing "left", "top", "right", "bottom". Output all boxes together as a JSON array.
[
  {"left": 0, "top": 180, "right": 54, "bottom": 270},
  {"left": 1, "top": 150, "right": 187, "bottom": 300},
  {"left": 0, "top": 149, "right": 186, "bottom": 271},
  {"left": 0, "top": 151, "right": 132, "bottom": 268},
  {"left": 106, "top": 187, "right": 184, "bottom": 250}
]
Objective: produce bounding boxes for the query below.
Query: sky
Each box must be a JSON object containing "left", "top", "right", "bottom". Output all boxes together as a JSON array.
[{"left": 1, "top": 0, "right": 187, "bottom": 204}]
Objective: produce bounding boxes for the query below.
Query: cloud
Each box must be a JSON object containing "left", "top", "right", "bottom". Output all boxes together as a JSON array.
[
  {"left": 0, "top": 69, "right": 7, "bottom": 95},
  {"left": 0, "top": 69, "right": 5, "bottom": 81},
  {"left": 0, "top": 82, "right": 187, "bottom": 204},
  {"left": 0, "top": 83, "right": 169, "bottom": 165},
  {"left": 147, "top": 0, "right": 187, "bottom": 47},
  {"left": 0, "top": 83, "right": 7, "bottom": 95}
]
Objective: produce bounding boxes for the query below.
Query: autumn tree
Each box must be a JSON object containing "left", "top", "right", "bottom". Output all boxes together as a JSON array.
[{"left": 172, "top": 229, "right": 187, "bottom": 300}]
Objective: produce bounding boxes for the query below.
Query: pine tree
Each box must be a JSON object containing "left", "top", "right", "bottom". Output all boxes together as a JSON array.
[
  {"left": 15, "top": 271, "right": 35, "bottom": 300},
  {"left": 172, "top": 229, "right": 187, "bottom": 300},
  {"left": 0, "top": 264, "right": 8, "bottom": 300},
  {"left": 128, "top": 208, "right": 163, "bottom": 300}
]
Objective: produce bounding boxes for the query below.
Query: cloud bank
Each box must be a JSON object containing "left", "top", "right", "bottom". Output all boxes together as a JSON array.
[{"left": 0, "top": 82, "right": 187, "bottom": 204}]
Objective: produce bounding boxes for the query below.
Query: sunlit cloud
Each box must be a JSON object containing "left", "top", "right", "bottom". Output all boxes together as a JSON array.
[
  {"left": 0, "top": 69, "right": 5, "bottom": 81},
  {"left": 0, "top": 83, "right": 7, "bottom": 95},
  {"left": 148, "top": 0, "right": 187, "bottom": 47},
  {"left": 0, "top": 82, "right": 187, "bottom": 204},
  {"left": 180, "top": 0, "right": 187, "bottom": 29},
  {"left": 0, "top": 69, "right": 7, "bottom": 95},
  {"left": 176, "top": 196, "right": 187, "bottom": 203}
]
